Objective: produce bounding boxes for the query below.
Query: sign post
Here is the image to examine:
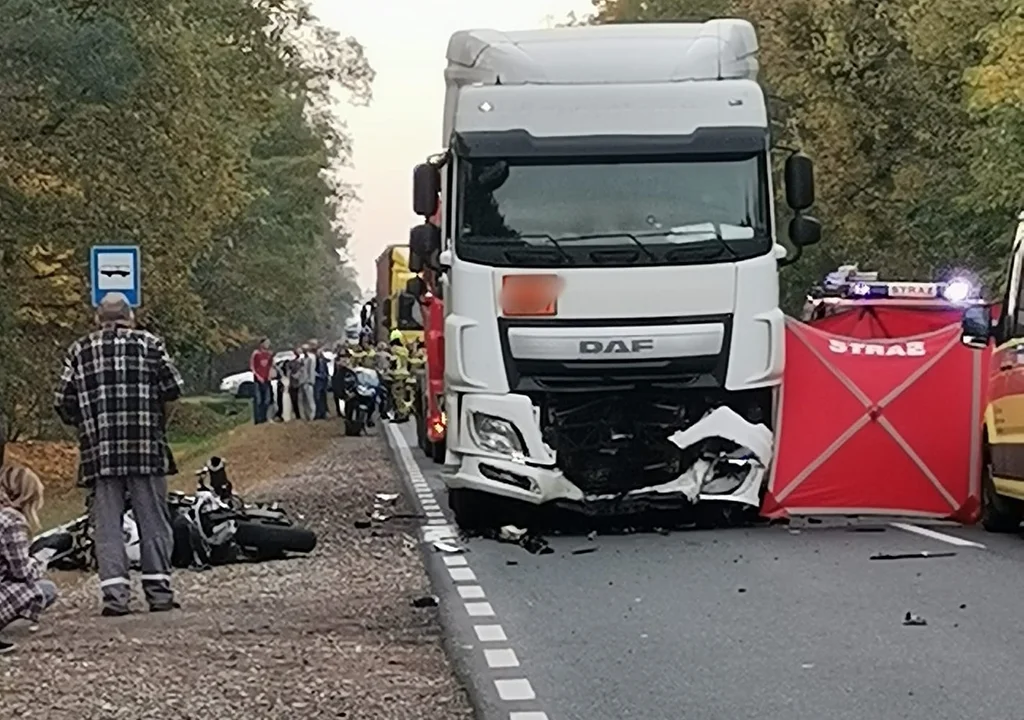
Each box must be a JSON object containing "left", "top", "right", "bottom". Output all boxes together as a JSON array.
[{"left": 90, "top": 245, "right": 141, "bottom": 307}]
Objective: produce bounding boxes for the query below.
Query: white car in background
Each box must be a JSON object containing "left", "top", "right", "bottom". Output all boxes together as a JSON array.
[{"left": 218, "top": 350, "right": 335, "bottom": 398}]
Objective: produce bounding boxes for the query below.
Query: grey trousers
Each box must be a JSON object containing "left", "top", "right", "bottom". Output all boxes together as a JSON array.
[{"left": 91, "top": 476, "right": 174, "bottom": 610}]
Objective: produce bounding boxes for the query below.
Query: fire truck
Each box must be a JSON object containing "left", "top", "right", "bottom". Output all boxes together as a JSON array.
[
  {"left": 409, "top": 205, "right": 447, "bottom": 462},
  {"left": 362, "top": 245, "right": 423, "bottom": 345}
]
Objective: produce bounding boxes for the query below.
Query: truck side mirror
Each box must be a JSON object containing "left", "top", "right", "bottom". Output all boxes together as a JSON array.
[
  {"left": 409, "top": 223, "right": 441, "bottom": 272},
  {"left": 789, "top": 215, "right": 821, "bottom": 247},
  {"left": 785, "top": 153, "right": 814, "bottom": 211},
  {"left": 413, "top": 164, "right": 440, "bottom": 217},
  {"left": 961, "top": 305, "right": 992, "bottom": 349},
  {"left": 406, "top": 276, "right": 426, "bottom": 298}
]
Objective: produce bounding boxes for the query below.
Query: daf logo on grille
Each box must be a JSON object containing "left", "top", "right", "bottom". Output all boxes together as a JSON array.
[{"left": 579, "top": 339, "right": 655, "bottom": 354}]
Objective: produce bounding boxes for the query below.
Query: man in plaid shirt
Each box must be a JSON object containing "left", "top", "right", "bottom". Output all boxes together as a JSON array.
[{"left": 54, "top": 292, "right": 184, "bottom": 616}]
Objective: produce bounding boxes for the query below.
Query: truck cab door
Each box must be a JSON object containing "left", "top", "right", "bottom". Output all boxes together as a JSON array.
[{"left": 990, "top": 231, "right": 1024, "bottom": 497}]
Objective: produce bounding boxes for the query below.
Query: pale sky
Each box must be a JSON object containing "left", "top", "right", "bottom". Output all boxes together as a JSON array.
[{"left": 314, "top": 0, "right": 597, "bottom": 289}]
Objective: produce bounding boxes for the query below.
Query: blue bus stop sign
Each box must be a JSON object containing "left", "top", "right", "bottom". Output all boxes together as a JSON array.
[{"left": 90, "top": 245, "right": 141, "bottom": 307}]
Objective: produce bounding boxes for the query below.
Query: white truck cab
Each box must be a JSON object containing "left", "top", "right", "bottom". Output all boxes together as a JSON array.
[{"left": 407, "top": 20, "right": 821, "bottom": 529}]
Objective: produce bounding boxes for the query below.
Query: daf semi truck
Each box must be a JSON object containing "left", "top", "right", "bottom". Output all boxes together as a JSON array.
[{"left": 408, "top": 20, "right": 821, "bottom": 529}]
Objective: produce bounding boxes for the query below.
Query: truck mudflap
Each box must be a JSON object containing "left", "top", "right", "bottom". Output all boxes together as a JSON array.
[{"left": 450, "top": 397, "right": 773, "bottom": 512}]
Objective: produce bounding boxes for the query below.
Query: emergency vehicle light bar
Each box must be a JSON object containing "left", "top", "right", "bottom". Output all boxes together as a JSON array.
[{"left": 809, "top": 265, "right": 979, "bottom": 302}]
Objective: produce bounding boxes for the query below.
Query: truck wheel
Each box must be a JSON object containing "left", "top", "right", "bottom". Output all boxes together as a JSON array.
[
  {"left": 430, "top": 437, "right": 446, "bottom": 464},
  {"left": 981, "top": 460, "right": 1022, "bottom": 532},
  {"left": 449, "top": 488, "right": 499, "bottom": 532}
]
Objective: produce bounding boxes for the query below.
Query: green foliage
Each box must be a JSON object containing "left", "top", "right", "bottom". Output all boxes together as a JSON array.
[
  {"left": 0, "top": 0, "right": 371, "bottom": 436},
  {"left": 588, "top": 0, "right": 1024, "bottom": 310}
]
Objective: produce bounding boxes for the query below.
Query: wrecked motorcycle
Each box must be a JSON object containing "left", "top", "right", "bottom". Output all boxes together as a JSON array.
[
  {"left": 170, "top": 457, "right": 317, "bottom": 569},
  {"left": 30, "top": 457, "right": 316, "bottom": 571}
]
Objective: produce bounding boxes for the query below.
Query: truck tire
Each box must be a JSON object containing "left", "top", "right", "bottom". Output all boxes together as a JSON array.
[
  {"left": 449, "top": 488, "right": 496, "bottom": 532},
  {"left": 981, "top": 459, "right": 1022, "bottom": 532},
  {"left": 430, "top": 436, "right": 446, "bottom": 464},
  {"left": 233, "top": 519, "right": 318, "bottom": 560},
  {"left": 415, "top": 382, "right": 428, "bottom": 453}
]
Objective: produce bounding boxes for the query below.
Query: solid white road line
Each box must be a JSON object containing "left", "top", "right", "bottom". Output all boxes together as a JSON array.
[
  {"left": 475, "top": 624, "right": 508, "bottom": 642},
  {"left": 890, "top": 522, "right": 986, "bottom": 548},
  {"left": 485, "top": 648, "right": 520, "bottom": 668},
  {"left": 495, "top": 679, "right": 536, "bottom": 701}
]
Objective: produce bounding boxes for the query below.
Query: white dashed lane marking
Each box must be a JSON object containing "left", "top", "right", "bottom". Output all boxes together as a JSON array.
[
  {"left": 475, "top": 624, "right": 508, "bottom": 642},
  {"left": 384, "top": 423, "right": 551, "bottom": 720}
]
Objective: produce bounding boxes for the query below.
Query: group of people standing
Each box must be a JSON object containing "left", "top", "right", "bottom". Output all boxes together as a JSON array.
[{"left": 249, "top": 340, "right": 333, "bottom": 424}]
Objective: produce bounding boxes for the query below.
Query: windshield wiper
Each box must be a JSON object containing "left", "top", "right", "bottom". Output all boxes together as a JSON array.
[
  {"left": 464, "top": 234, "right": 574, "bottom": 264},
  {"left": 664, "top": 222, "right": 741, "bottom": 261},
  {"left": 553, "top": 232, "right": 659, "bottom": 263}
]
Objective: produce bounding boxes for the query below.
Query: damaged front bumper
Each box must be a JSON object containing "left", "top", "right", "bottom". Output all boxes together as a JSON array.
[{"left": 446, "top": 395, "right": 773, "bottom": 513}]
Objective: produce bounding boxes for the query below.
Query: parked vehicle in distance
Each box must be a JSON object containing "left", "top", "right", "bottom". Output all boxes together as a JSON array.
[{"left": 219, "top": 350, "right": 335, "bottom": 398}]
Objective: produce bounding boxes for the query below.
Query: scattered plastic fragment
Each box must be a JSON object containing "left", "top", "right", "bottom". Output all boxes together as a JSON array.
[
  {"left": 432, "top": 540, "right": 464, "bottom": 554},
  {"left": 499, "top": 525, "right": 527, "bottom": 542},
  {"left": 870, "top": 551, "right": 956, "bottom": 561},
  {"left": 376, "top": 493, "right": 400, "bottom": 504},
  {"left": 354, "top": 520, "right": 371, "bottom": 529},
  {"left": 903, "top": 611, "right": 927, "bottom": 626},
  {"left": 412, "top": 595, "right": 439, "bottom": 608},
  {"left": 370, "top": 510, "right": 389, "bottom": 523},
  {"left": 571, "top": 546, "right": 598, "bottom": 556}
]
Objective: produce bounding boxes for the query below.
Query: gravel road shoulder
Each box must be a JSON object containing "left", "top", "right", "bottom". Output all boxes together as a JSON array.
[{"left": 0, "top": 424, "right": 472, "bottom": 720}]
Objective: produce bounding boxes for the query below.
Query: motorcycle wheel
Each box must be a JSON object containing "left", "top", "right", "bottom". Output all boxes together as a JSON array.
[{"left": 233, "top": 519, "right": 317, "bottom": 560}]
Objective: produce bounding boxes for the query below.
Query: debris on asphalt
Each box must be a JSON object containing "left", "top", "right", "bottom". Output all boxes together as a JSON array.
[
  {"left": 522, "top": 534, "right": 554, "bottom": 555},
  {"left": 903, "top": 612, "right": 927, "bottom": 626},
  {"left": 506, "top": 559, "right": 518, "bottom": 566},
  {"left": 1, "top": 425, "right": 472, "bottom": 718},
  {"left": 354, "top": 519, "right": 372, "bottom": 529},
  {"left": 788, "top": 528, "right": 801, "bottom": 535},
  {"left": 738, "top": 587, "right": 747, "bottom": 593},
  {"left": 570, "top": 546, "right": 598, "bottom": 555},
  {"left": 376, "top": 492, "right": 400, "bottom": 504},
  {"left": 412, "top": 595, "right": 440, "bottom": 608},
  {"left": 807, "top": 517, "right": 823, "bottom": 524},
  {"left": 500, "top": 525, "right": 528, "bottom": 542},
  {"left": 850, "top": 526, "right": 886, "bottom": 533},
  {"left": 870, "top": 551, "right": 956, "bottom": 561},
  {"left": 587, "top": 530, "right": 598, "bottom": 541},
  {"left": 370, "top": 509, "right": 390, "bottom": 523},
  {"left": 432, "top": 540, "right": 465, "bottom": 554},
  {"left": 959, "top": 603, "right": 967, "bottom": 609}
]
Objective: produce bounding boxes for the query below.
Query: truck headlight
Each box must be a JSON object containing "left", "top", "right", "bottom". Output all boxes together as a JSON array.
[{"left": 470, "top": 412, "right": 523, "bottom": 455}]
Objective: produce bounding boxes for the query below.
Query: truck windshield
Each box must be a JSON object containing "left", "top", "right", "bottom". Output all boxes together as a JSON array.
[{"left": 456, "top": 154, "right": 770, "bottom": 267}]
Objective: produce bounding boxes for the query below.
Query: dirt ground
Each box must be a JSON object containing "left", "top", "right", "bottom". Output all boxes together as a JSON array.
[
  {"left": 0, "top": 420, "right": 473, "bottom": 720},
  {"left": 11, "top": 419, "right": 347, "bottom": 530}
]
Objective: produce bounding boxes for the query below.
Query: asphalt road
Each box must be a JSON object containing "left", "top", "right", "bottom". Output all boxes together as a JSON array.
[{"left": 387, "top": 423, "right": 1024, "bottom": 720}]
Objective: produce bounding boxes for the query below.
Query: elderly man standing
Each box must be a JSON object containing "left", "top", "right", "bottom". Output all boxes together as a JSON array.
[{"left": 54, "top": 292, "right": 184, "bottom": 616}]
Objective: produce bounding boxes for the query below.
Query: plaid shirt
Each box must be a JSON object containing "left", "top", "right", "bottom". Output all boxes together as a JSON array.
[
  {"left": 54, "top": 327, "right": 184, "bottom": 486},
  {"left": 0, "top": 506, "right": 44, "bottom": 626}
]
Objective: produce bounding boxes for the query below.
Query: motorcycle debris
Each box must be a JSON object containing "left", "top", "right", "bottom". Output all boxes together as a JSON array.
[
  {"left": 354, "top": 520, "right": 372, "bottom": 529},
  {"left": 370, "top": 510, "right": 390, "bottom": 523},
  {"left": 587, "top": 531, "right": 598, "bottom": 541},
  {"left": 870, "top": 551, "right": 956, "bottom": 561},
  {"left": 376, "top": 493, "right": 400, "bottom": 504},
  {"left": 432, "top": 540, "right": 465, "bottom": 554},
  {"left": 903, "top": 611, "right": 927, "bottom": 627},
  {"left": 571, "top": 546, "right": 598, "bottom": 555},
  {"left": 499, "top": 525, "right": 527, "bottom": 542},
  {"left": 412, "top": 595, "right": 439, "bottom": 608}
]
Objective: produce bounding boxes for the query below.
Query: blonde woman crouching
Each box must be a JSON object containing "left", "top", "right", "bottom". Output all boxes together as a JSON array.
[{"left": 0, "top": 465, "right": 58, "bottom": 654}]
